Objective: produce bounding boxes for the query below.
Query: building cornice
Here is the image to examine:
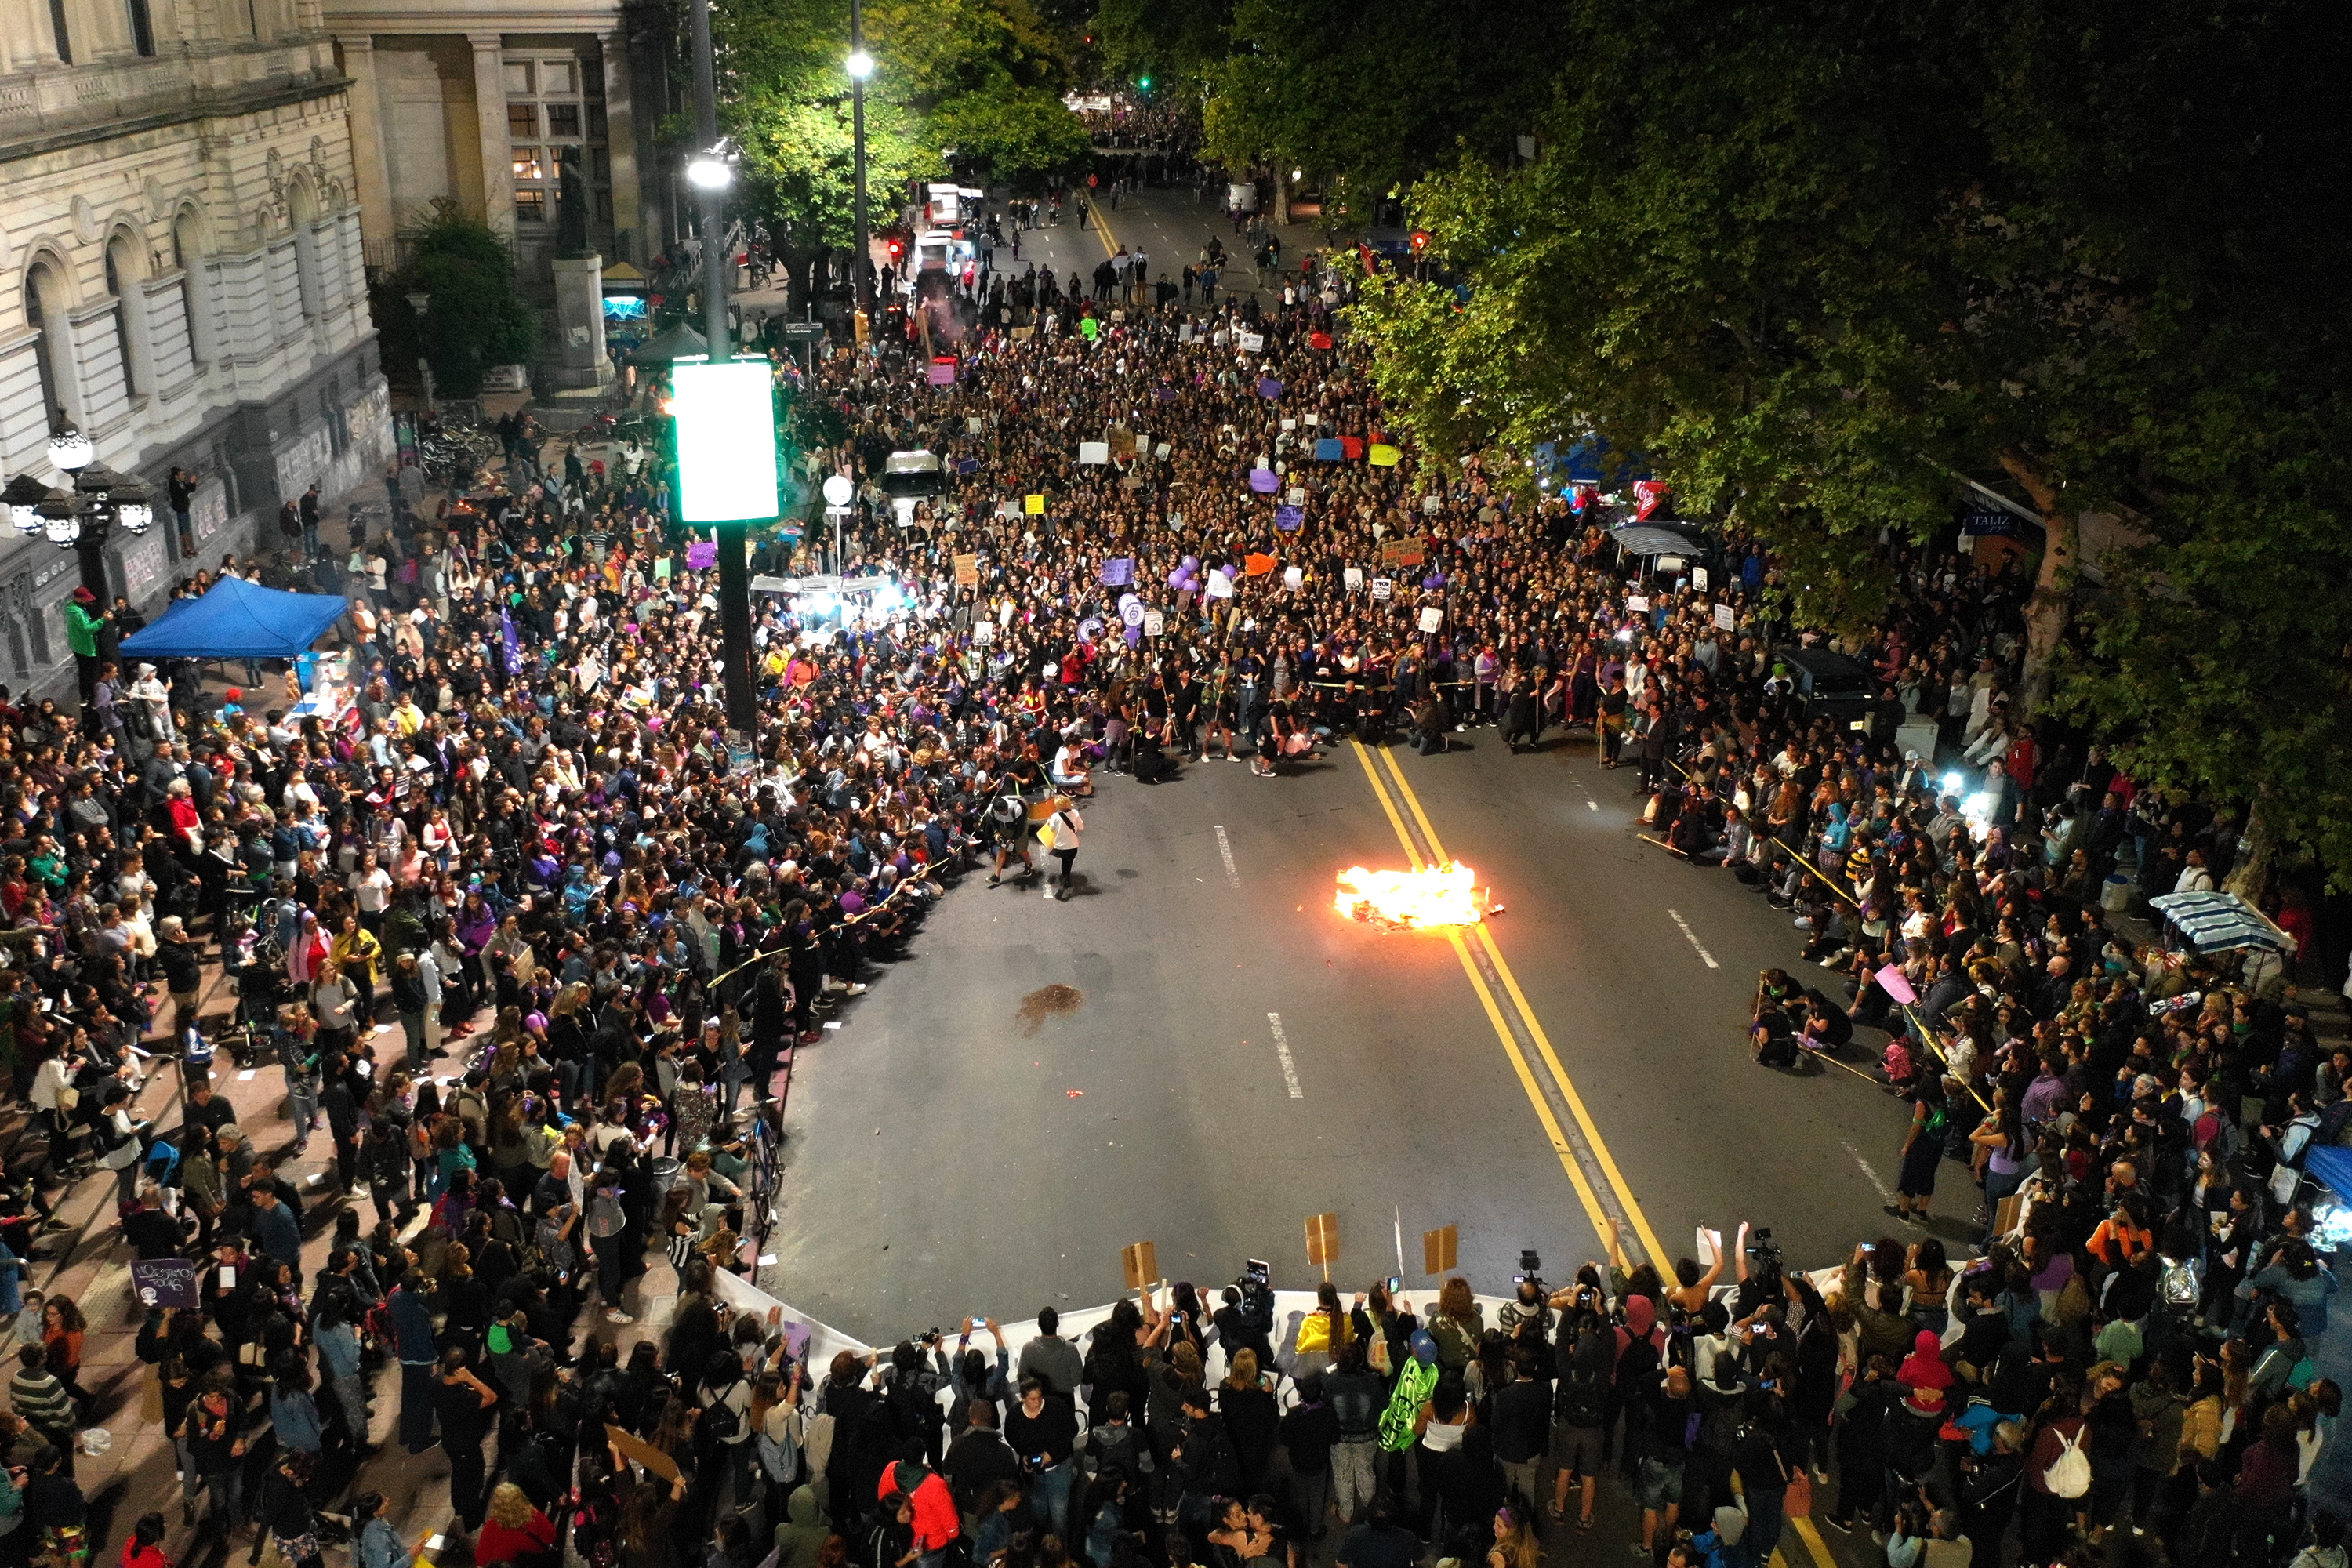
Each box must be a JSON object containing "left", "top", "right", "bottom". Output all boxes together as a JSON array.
[
  {"left": 325, "top": 2, "right": 626, "bottom": 34},
  {"left": 0, "top": 75, "right": 352, "bottom": 167}
]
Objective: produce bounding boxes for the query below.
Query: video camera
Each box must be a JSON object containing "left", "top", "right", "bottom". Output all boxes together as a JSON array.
[{"left": 1512, "top": 1248, "right": 1547, "bottom": 1298}]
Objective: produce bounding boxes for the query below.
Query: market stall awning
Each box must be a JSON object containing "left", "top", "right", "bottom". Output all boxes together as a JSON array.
[
  {"left": 1610, "top": 525, "right": 1698, "bottom": 557},
  {"left": 2147, "top": 890, "right": 2296, "bottom": 954},
  {"left": 119, "top": 576, "right": 348, "bottom": 660}
]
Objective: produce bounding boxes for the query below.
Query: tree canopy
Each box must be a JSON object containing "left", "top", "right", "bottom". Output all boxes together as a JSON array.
[
  {"left": 389, "top": 202, "right": 537, "bottom": 396},
  {"left": 1344, "top": 0, "right": 2352, "bottom": 884},
  {"left": 717, "top": 0, "right": 1091, "bottom": 247}
]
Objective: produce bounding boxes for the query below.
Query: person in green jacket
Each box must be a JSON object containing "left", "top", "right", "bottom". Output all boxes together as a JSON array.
[{"left": 64, "top": 586, "right": 110, "bottom": 701}]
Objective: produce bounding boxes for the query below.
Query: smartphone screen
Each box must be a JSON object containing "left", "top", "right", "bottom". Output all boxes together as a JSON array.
[
  {"left": 1387, "top": 1276, "right": 1402, "bottom": 1294},
  {"left": 218, "top": 1265, "right": 236, "bottom": 1289}
]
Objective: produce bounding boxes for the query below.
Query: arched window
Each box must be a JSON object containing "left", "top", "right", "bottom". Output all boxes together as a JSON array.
[
  {"left": 174, "top": 208, "right": 212, "bottom": 368},
  {"left": 24, "top": 258, "right": 75, "bottom": 430},
  {"left": 288, "top": 177, "right": 322, "bottom": 324},
  {"left": 105, "top": 233, "right": 150, "bottom": 400}
]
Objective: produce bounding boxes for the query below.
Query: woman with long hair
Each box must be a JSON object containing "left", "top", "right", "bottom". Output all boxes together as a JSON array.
[
  {"left": 620, "top": 1474, "right": 689, "bottom": 1568},
  {"left": 1486, "top": 1504, "right": 1541, "bottom": 1568},
  {"left": 1889, "top": 1073, "right": 1951, "bottom": 1224},
  {"left": 476, "top": 1482, "right": 558, "bottom": 1566}
]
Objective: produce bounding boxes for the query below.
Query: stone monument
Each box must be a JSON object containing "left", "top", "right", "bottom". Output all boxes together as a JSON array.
[{"left": 544, "top": 147, "right": 614, "bottom": 402}]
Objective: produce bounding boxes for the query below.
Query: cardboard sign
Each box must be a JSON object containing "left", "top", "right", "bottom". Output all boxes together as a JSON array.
[
  {"left": 953, "top": 553, "right": 979, "bottom": 588},
  {"left": 1122, "top": 1241, "right": 1160, "bottom": 1290},
  {"left": 1305, "top": 1212, "right": 1341, "bottom": 1268},
  {"left": 1423, "top": 493, "right": 1443, "bottom": 515},
  {"left": 1275, "top": 506, "right": 1305, "bottom": 532},
  {"left": 1287, "top": 487, "right": 1307, "bottom": 506},
  {"left": 1343, "top": 567, "right": 1363, "bottom": 590},
  {"left": 131, "top": 1258, "right": 201, "bottom": 1309},
  {"left": 1143, "top": 610, "right": 1165, "bottom": 637},
  {"left": 1714, "top": 602, "right": 1736, "bottom": 631},
  {"left": 1109, "top": 425, "right": 1137, "bottom": 460},
  {"left": 971, "top": 619, "right": 995, "bottom": 644},
  {"left": 1282, "top": 565, "right": 1304, "bottom": 590},
  {"left": 1205, "top": 570, "right": 1236, "bottom": 600},
  {"left": 1078, "top": 441, "right": 1110, "bottom": 466},
  {"left": 1025, "top": 494, "right": 1045, "bottom": 514},
  {"left": 1099, "top": 557, "right": 1134, "bottom": 587},
  {"left": 1417, "top": 606, "right": 1444, "bottom": 633},
  {"left": 1874, "top": 964, "right": 1918, "bottom": 1006},
  {"left": 1237, "top": 332, "right": 1265, "bottom": 353},
  {"left": 927, "top": 361, "right": 956, "bottom": 386},
  {"left": 1626, "top": 595, "right": 1650, "bottom": 613},
  {"left": 1423, "top": 1225, "right": 1459, "bottom": 1276},
  {"left": 1378, "top": 538, "right": 1428, "bottom": 568},
  {"left": 1370, "top": 577, "right": 1392, "bottom": 601},
  {"left": 608, "top": 1423, "right": 683, "bottom": 1484},
  {"left": 1691, "top": 566, "right": 1709, "bottom": 592}
]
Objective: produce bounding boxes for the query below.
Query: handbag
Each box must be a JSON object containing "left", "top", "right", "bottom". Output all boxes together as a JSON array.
[{"left": 1781, "top": 1453, "right": 1812, "bottom": 1517}]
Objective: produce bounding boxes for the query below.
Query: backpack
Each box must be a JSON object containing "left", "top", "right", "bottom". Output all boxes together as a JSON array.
[
  {"left": 2044, "top": 1427, "right": 2091, "bottom": 1499},
  {"left": 1699, "top": 1404, "right": 1746, "bottom": 1459},
  {"left": 1556, "top": 1366, "right": 1606, "bottom": 1428},
  {"left": 1883, "top": 1040, "right": 1915, "bottom": 1084},
  {"left": 2160, "top": 1258, "right": 2199, "bottom": 1311},
  {"left": 2318, "top": 1099, "right": 2352, "bottom": 1149},
  {"left": 700, "top": 1385, "right": 742, "bottom": 1442}
]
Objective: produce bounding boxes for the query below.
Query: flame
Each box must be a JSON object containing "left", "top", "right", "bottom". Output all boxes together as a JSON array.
[{"left": 1334, "top": 862, "right": 1484, "bottom": 929}]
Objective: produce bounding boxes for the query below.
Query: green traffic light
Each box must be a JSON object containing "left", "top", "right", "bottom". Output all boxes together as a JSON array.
[{"left": 1139, "top": 77, "right": 1152, "bottom": 89}]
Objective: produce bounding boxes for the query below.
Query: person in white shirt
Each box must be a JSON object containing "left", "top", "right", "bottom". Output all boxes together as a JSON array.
[
  {"left": 1038, "top": 797, "right": 1083, "bottom": 902},
  {"left": 350, "top": 850, "right": 394, "bottom": 941},
  {"left": 2175, "top": 850, "right": 2216, "bottom": 895}
]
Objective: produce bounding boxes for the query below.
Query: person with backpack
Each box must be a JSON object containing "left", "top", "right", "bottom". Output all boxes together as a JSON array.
[
  {"left": 1684, "top": 1354, "right": 1748, "bottom": 1526},
  {"left": 1548, "top": 1318, "right": 1612, "bottom": 1530},
  {"left": 2020, "top": 1385, "right": 2090, "bottom": 1562}
]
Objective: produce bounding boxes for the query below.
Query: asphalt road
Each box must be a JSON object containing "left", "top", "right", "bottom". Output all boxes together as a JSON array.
[{"left": 764, "top": 724, "right": 1919, "bottom": 1345}]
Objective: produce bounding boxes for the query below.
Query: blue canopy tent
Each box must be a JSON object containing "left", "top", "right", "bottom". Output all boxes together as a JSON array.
[{"left": 120, "top": 575, "right": 348, "bottom": 660}]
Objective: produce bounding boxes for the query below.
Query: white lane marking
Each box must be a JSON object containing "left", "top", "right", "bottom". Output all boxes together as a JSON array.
[
  {"left": 1266, "top": 1011, "right": 1303, "bottom": 1098},
  {"left": 1667, "top": 909, "right": 1721, "bottom": 968},
  {"left": 1843, "top": 1142, "right": 1898, "bottom": 1204},
  {"left": 1215, "top": 825, "right": 1240, "bottom": 887}
]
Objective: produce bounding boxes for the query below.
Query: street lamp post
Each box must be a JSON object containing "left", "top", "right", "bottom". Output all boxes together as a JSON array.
[
  {"left": 11, "top": 426, "right": 154, "bottom": 694},
  {"left": 685, "top": 0, "right": 759, "bottom": 741},
  {"left": 848, "top": 4, "right": 873, "bottom": 343}
]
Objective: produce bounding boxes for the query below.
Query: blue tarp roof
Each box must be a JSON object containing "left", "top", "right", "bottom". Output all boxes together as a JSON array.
[{"left": 120, "top": 575, "right": 348, "bottom": 660}]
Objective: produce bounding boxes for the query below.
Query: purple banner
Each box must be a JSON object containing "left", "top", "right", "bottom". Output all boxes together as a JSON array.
[
  {"left": 686, "top": 539, "right": 718, "bottom": 571},
  {"left": 1248, "top": 467, "right": 1279, "bottom": 493},
  {"left": 1258, "top": 376, "right": 1283, "bottom": 400},
  {"left": 1275, "top": 505, "right": 1305, "bottom": 532},
  {"left": 927, "top": 361, "right": 957, "bottom": 386},
  {"left": 1099, "top": 557, "right": 1134, "bottom": 586}
]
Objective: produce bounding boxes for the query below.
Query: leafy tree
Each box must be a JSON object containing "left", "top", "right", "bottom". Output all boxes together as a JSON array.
[
  {"left": 392, "top": 201, "right": 537, "bottom": 396},
  {"left": 1091, "top": 0, "right": 1230, "bottom": 97},
  {"left": 717, "top": 0, "right": 1089, "bottom": 247},
  {"left": 1349, "top": 0, "right": 2352, "bottom": 886},
  {"left": 1200, "top": 0, "right": 1562, "bottom": 226}
]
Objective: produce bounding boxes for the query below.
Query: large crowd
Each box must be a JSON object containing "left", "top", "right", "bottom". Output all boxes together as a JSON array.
[{"left": 0, "top": 171, "right": 2336, "bottom": 1568}]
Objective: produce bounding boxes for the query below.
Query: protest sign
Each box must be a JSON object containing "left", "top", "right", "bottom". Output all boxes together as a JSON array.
[
  {"left": 953, "top": 554, "right": 979, "bottom": 587},
  {"left": 1078, "top": 441, "right": 1110, "bottom": 466},
  {"left": 131, "top": 1258, "right": 200, "bottom": 1309}
]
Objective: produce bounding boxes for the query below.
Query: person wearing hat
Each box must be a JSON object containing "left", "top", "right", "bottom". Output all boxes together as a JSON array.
[{"left": 64, "top": 586, "right": 110, "bottom": 702}]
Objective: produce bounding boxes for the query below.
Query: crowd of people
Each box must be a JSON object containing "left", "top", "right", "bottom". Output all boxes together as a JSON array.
[{"left": 0, "top": 158, "right": 2334, "bottom": 1568}]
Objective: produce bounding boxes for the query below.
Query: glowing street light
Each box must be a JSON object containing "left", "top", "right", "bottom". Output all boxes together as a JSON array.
[{"left": 845, "top": 49, "right": 874, "bottom": 79}]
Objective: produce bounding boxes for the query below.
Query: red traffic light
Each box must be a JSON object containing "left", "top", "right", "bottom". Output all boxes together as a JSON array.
[
  {"left": 1409, "top": 230, "right": 1431, "bottom": 252},
  {"left": 886, "top": 238, "right": 904, "bottom": 259}
]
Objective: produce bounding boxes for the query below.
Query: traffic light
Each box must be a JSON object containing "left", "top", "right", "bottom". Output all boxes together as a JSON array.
[
  {"left": 886, "top": 238, "right": 904, "bottom": 263},
  {"left": 1139, "top": 76, "right": 1152, "bottom": 90},
  {"left": 1410, "top": 230, "right": 1431, "bottom": 254}
]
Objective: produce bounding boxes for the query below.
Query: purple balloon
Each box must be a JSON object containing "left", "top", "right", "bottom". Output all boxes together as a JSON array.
[
  {"left": 1167, "top": 568, "right": 1188, "bottom": 587},
  {"left": 1422, "top": 572, "right": 1446, "bottom": 590},
  {"left": 1181, "top": 555, "right": 1200, "bottom": 571}
]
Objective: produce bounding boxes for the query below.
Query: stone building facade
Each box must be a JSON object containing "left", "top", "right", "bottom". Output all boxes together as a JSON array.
[{"left": 0, "top": 0, "right": 389, "bottom": 695}]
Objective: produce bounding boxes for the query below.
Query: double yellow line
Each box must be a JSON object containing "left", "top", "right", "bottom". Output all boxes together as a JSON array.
[
  {"left": 1348, "top": 741, "right": 1666, "bottom": 1267},
  {"left": 1352, "top": 742, "right": 1836, "bottom": 1568}
]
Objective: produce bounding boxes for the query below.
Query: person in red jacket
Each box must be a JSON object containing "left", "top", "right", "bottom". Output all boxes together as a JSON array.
[
  {"left": 120, "top": 1512, "right": 173, "bottom": 1568},
  {"left": 880, "top": 1457, "right": 962, "bottom": 1563},
  {"left": 475, "top": 1483, "right": 558, "bottom": 1567}
]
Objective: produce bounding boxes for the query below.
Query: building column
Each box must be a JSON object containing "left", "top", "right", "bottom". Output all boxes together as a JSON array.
[
  {"left": 600, "top": 29, "right": 641, "bottom": 266},
  {"left": 339, "top": 35, "right": 396, "bottom": 260},
  {"left": 468, "top": 31, "right": 515, "bottom": 237}
]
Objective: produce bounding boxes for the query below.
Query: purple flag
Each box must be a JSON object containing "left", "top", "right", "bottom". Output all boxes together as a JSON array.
[
  {"left": 499, "top": 608, "right": 522, "bottom": 674},
  {"left": 686, "top": 539, "right": 718, "bottom": 571},
  {"left": 1248, "top": 467, "right": 1279, "bottom": 493},
  {"left": 1275, "top": 505, "right": 1305, "bottom": 532},
  {"left": 1099, "top": 557, "right": 1134, "bottom": 586},
  {"left": 1258, "top": 376, "right": 1283, "bottom": 400}
]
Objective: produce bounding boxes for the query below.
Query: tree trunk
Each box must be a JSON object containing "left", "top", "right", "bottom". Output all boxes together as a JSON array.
[
  {"left": 1273, "top": 166, "right": 1290, "bottom": 226},
  {"left": 1998, "top": 452, "right": 2077, "bottom": 715},
  {"left": 2223, "top": 801, "right": 2270, "bottom": 902}
]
